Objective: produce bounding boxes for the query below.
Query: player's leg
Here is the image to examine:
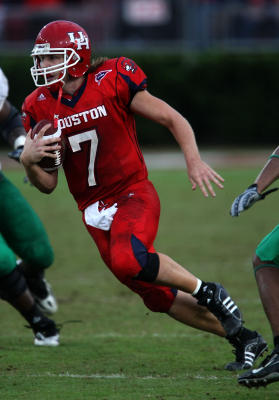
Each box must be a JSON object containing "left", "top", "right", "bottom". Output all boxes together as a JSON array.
[
  {"left": 144, "top": 250, "right": 243, "bottom": 338},
  {"left": 0, "top": 173, "right": 57, "bottom": 314},
  {"left": 238, "top": 226, "right": 279, "bottom": 387},
  {"left": 84, "top": 180, "right": 265, "bottom": 369},
  {"left": 90, "top": 221, "right": 265, "bottom": 370},
  {"left": 0, "top": 233, "right": 59, "bottom": 346},
  {"left": 168, "top": 290, "right": 224, "bottom": 335},
  {"left": 253, "top": 225, "right": 279, "bottom": 339},
  {"left": 254, "top": 262, "right": 279, "bottom": 336},
  {"left": 107, "top": 181, "right": 243, "bottom": 336},
  {"left": 154, "top": 253, "right": 198, "bottom": 292},
  {"left": 88, "top": 220, "right": 226, "bottom": 337}
]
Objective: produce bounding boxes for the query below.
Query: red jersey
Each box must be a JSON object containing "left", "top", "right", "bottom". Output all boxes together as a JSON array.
[{"left": 22, "top": 57, "right": 148, "bottom": 210}]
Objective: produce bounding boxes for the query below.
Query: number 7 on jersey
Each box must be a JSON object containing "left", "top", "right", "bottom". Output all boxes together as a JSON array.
[{"left": 68, "top": 129, "right": 98, "bottom": 187}]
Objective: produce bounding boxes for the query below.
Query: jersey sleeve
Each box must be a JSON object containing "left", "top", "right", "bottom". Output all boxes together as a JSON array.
[
  {"left": 21, "top": 100, "right": 33, "bottom": 133},
  {"left": 116, "top": 57, "right": 147, "bottom": 108},
  {"left": 22, "top": 90, "right": 42, "bottom": 133}
]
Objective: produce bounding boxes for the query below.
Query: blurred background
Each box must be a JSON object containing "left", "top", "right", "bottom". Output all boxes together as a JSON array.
[{"left": 1, "top": 0, "right": 279, "bottom": 149}]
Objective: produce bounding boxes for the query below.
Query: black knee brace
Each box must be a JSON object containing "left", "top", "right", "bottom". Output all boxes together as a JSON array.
[
  {"left": 0, "top": 267, "right": 27, "bottom": 301},
  {"left": 131, "top": 234, "right": 160, "bottom": 282}
]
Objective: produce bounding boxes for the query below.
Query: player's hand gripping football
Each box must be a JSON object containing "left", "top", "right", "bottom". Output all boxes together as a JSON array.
[
  {"left": 20, "top": 124, "right": 61, "bottom": 166},
  {"left": 187, "top": 159, "right": 224, "bottom": 198},
  {"left": 230, "top": 184, "right": 278, "bottom": 216}
]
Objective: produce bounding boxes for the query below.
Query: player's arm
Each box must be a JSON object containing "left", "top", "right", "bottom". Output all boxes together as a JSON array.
[
  {"left": 254, "top": 146, "right": 279, "bottom": 191},
  {"left": 0, "top": 99, "right": 26, "bottom": 160},
  {"left": 20, "top": 126, "right": 59, "bottom": 194},
  {"left": 230, "top": 146, "right": 279, "bottom": 216},
  {"left": 130, "top": 89, "right": 224, "bottom": 197}
]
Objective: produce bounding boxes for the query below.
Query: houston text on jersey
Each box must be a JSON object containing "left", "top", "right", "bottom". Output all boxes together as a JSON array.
[{"left": 58, "top": 105, "right": 107, "bottom": 129}]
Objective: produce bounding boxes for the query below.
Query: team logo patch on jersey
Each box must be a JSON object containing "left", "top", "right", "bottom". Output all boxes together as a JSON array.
[
  {"left": 95, "top": 70, "right": 112, "bottom": 85},
  {"left": 121, "top": 58, "right": 137, "bottom": 74}
]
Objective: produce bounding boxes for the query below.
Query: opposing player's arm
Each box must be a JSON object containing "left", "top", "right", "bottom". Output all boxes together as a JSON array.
[
  {"left": 0, "top": 100, "right": 26, "bottom": 147},
  {"left": 20, "top": 127, "right": 59, "bottom": 194},
  {"left": 0, "top": 100, "right": 26, "bottom": 161},
  {"left": 254, "top": 146, "right": 279, "bottom": 192},
  {"left": 130, "top": 89, "right": 224, "bottom": 198},
  {"left": 230, "top": 146, "right": 279, "bottom": 216}
]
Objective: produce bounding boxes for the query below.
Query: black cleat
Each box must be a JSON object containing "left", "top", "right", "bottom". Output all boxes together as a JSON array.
[
  {"left": 225, "top": 331, "right": 268, "bottom": 371},
  {"left": 32, "top": 317, "right": 60, "bottom": 346},
  {"left": 197, "top": 282, "right": 243, "bottom": 336},
  {"left": 238, "top": 347, "right": 279, "bottom": 388}
]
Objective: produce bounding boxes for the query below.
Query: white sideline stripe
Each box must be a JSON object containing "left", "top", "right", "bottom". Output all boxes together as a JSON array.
[
  {"left": 29, "top": 372, "right": 232, "bottom": 381},
  {"left": 85, "top": 332, "right": 204, "bottom": 338}
]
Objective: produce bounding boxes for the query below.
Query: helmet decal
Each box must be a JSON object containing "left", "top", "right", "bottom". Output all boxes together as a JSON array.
[{"left": 68, "top": 31, "right": 90, "bottom": 50}]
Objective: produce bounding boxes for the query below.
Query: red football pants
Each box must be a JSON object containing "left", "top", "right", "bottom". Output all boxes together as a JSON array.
[{"left": 82, "top": 179, "right": 177, "bottom": 312}]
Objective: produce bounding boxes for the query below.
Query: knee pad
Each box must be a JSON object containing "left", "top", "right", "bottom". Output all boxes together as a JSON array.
[
  {"left": 0, "top": 267, "right": 27, "bottom": 301},
  {"left": 131, "top": 234, "right": 159, "bottom": 282}
]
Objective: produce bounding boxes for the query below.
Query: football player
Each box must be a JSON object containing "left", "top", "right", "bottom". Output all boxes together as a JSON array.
[
  {"left": 21, "top": 20, "right": 266, "bottom": 367},
  {"left": 231, "top": 149, "right": 279, "bottom": 386},
  {"left": 0, "top": 67, "right": 59, "bottom": 346}
]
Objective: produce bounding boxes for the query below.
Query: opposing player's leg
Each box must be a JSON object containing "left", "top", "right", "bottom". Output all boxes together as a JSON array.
[
  {"left": 0, "top": 235, "right": 59, "bottom": 346},
  {"left": 238, "top": 227, "right": 279, "bottom": 387},
  {"left": 0, "top": 173, "right": 57, "bottom": 314},
  {"left": 238, "top": 346, "right": 279, "bottom": 388},
  {"left": 16, "top": 259, "right": 57, "bottom": 315},
  {"left": 253, "top": 225, "right": 279, "bottom": 339}
]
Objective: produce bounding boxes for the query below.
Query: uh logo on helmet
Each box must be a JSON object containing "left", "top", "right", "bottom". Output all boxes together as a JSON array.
[
  {"left": 31, "top": 20, "right": 92, "bottom": 87},
  {"left": 68, "top": 31, "right": 90, "bottom": 51}
]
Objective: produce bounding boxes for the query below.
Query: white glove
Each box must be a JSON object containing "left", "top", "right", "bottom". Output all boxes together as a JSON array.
[{"left": 230, "top": 184, "right": 278, "bottom": 217}]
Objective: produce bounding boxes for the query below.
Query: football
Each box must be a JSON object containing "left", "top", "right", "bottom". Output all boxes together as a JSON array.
[{"left": 31, "top": 119, "right": 65, "bottom": 172}]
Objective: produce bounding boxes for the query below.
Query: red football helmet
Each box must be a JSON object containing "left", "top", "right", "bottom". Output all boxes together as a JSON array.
[{"left": 30, "top": 20, "right": 92, "bottom": 87}]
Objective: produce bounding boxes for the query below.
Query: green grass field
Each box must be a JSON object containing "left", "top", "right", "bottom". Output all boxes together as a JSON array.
[{"left": 1, "top": 166, "right": 279, "bottom": 400}]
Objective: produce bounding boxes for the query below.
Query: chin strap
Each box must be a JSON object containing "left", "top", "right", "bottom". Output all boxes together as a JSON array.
[{"left": 53, "top": 85, "right": 63, "bottom": 129}]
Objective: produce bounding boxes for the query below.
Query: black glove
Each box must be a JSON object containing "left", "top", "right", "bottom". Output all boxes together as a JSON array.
[
  {"left": 230, "top": 184, "right": 278, "bottom": 217},
  {"left": 8, "top": 145, "right": 24, "bottom": 163}
]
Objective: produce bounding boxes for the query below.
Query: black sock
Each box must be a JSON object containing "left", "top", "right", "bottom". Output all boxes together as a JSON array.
[
  {"left": 192, "top": 281, "right": 218, "bottom": 307},
  {"left": 230, "top": 326, "right": 257, "bottom": 341},
  {"left": 21, "top": 303, "right": 45, "bottom": 327},
  {"left": 193, "top": 281, "right": 210, "bottom": 300}
]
